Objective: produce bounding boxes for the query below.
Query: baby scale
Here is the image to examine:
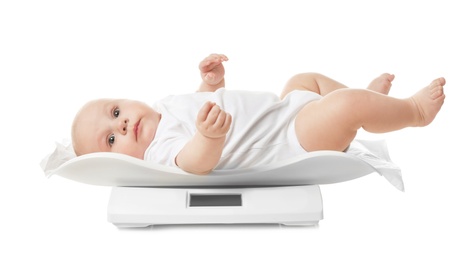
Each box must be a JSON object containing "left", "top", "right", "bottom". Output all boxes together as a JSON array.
[{"left": 48, "top": 139, "right": 401, "bottom": 227}]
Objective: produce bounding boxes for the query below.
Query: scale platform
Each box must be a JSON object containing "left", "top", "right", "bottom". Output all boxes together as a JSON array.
[{"left": 108, "top": 185, "right": 323, "bottom": 227}]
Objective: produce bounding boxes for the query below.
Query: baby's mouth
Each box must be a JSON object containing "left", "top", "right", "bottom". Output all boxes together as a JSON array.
[{"left": 134, "top": 120, "right": 141, "bottom": 141}]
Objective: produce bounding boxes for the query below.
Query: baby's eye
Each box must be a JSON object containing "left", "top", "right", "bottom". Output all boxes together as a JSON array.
[
  {"left": 108, "top": 134, "right": 115, "bottom": 147},
  {"left": 113, "top": 108, "right": 120, "bottom": 118}
]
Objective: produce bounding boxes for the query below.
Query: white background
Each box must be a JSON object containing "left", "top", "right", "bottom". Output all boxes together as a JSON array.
[{"left": 1, "top": 0, "right": 464, "bottom": 259}]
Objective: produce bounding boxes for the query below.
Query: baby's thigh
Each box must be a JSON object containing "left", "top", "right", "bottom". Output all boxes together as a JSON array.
[
  {"left": 294, "top": 100, "right": 356, "bottom": 152},
  {"left": 280, "top": 74, "right": 314, "bottom": 99}
]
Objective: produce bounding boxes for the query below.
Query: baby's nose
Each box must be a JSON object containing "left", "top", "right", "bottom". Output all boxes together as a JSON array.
[{"left": 118, "top": 119, "right": 128, "bottom": 134}]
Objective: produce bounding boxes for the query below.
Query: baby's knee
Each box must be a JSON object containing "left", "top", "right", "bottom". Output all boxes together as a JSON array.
[{"left": 289, "top": 72, "right": 322, "bottom": 82}]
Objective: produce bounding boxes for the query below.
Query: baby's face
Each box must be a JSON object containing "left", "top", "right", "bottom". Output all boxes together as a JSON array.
[{"left": 72, "top": 99, "right": 161, "bottom": 159}]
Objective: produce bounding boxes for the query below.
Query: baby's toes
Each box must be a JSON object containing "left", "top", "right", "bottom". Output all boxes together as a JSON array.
[
  {"left": 429, "top": 78, "right": 446, "bottom": 100},
  {"left": 430, "top": 86, "right": 444, "bottom": 99}
]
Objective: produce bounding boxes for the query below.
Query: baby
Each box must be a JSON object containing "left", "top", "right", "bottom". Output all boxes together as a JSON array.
[{"left": 72, "top": 54, "right": 446, "bottom": 175}]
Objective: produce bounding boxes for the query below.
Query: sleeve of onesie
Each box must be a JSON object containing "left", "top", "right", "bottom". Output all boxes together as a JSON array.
[{"left": 145, "top": 136, "right": 190, "bottom": 168}]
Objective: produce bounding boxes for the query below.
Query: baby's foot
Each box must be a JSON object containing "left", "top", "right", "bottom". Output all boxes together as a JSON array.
[
  {"left": 410, "top": 77, "right": 446, "bottom": 127},
  {"left": 367, "top": 73, "right": 395, "bottom": 95}
]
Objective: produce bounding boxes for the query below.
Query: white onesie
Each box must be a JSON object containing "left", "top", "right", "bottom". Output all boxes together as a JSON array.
[{"left": 144, "top": 88, "right": 322, "bottom": 170}]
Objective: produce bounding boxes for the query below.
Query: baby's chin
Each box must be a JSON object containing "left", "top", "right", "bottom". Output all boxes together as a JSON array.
[{"left": 136, "top": 139, "right": 155, "bottom": 160}]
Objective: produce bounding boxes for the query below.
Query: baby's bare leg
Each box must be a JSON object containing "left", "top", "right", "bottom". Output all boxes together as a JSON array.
[
  {"left": 295, "top": 78, "right": 446, "bottom": 152},
  {"left": 280, "top": 73, "right": 348, "bottom": 99},
  {"left": 280, "top": 73, "right": 395, "bottom": 99}
]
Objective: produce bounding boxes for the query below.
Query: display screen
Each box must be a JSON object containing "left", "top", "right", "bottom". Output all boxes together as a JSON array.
[{"left": 189, "top": 194, "right": 242, "bottom": 207}]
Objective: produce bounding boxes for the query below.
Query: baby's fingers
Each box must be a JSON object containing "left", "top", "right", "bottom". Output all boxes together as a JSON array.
[
  {"left": 205, "top": 53, "right": 228, "bottom": 63},
  {"left": 222, "top": 113, "right": 232, "bottom": 131},
  {"left": 205, "top": 104, "right": 222, "bottom": 125},
  {"left": 213, "top": 110, "right": 231, "bottom": 129},
  {"left": 197, "top": 101, "right": 215, "bottom": 123},
  {"left": 199, "top": 54, "right": 228, "bottom": 71},
  {"left": 213, "top": 54, "right": 228, "bottom": 62}
]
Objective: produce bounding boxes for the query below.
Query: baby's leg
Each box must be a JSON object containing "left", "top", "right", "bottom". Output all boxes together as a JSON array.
[
  {"left": 280, "top": 73, "right": 394, "bottom": 99},
  {"left": 295, "top": 78, "right": 446, "bottom": 152},
  {"left": 280, "top": 73, "right": 348, "bottom": 99}
]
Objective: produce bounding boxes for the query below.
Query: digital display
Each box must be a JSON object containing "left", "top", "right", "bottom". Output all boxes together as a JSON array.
[{"left": 189, "top": 194, "right": 242, "bottom": 207}]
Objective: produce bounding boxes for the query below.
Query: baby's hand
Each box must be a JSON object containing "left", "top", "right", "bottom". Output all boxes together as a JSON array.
[
  {"left": 199, "top": 53, "right": 228, "bottom": 86},
  {"left": 196, "top": 101, "right": 232, "bottom": 139}
]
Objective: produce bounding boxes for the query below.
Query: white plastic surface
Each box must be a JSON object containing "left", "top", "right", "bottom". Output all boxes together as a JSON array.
[
  {"left": 107, "top": 185, "right": 323, "bottom": 227},
  {"left": 51, "top": 150, "right": 377, "bottom": 187},
  {"left": 46, "top": 139, "right": 403, "bottom": 190}
]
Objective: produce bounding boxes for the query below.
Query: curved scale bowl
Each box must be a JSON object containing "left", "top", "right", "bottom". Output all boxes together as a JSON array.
[{"left": 51, "top": 151, "right": 378, "bottom": 187}]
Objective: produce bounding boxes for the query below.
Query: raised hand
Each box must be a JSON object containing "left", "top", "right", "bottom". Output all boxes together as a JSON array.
[{"left": 198, "top": 53, "right": 228, "bottom": 91}]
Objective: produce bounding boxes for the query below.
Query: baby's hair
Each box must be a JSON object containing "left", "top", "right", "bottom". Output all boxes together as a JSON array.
[
  {"left": 71, "top": 104, "right": 85, "bottom": 156},
  {"left": 71, "top": 99, "right": 101, "bottom": 157}
]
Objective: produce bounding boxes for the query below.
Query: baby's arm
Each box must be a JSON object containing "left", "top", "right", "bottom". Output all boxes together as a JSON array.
[
  {"left": 175, "top": 102, "right": 232, "bottom": 174},
  {"left": 197, "top": 54, "right": 228, "bottom": 92}
]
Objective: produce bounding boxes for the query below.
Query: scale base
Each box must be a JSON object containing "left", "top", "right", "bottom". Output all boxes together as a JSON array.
[{"left": 108, "top": 185, "right": 323, "bottom": 228}]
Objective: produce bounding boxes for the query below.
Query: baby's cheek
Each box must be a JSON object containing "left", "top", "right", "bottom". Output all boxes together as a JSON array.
[
  {"left": 113, "top": 142, "right": 143, "bottom": 160},
  {"left": 127, "top": 147, "right": 146, "bottom": 160}
]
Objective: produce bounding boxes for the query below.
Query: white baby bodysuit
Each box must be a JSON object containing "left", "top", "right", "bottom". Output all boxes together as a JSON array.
[{"left": 144, "top": 88, "right": 322, "bottom": 170}]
